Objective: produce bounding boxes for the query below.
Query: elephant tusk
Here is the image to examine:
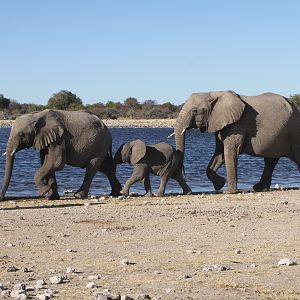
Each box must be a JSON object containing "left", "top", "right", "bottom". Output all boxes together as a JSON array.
[
  {"left": 10, "top": 149, "right": 16, "bottom": 156},
  {"left": 181, "top": 129, "right": 186, "bottom": 135},
  {"left": 2, "top": 152, "right": 6, "bottom": 156},
  {"left": 167, "top": 132, "right": 175, "bottom": 139}
]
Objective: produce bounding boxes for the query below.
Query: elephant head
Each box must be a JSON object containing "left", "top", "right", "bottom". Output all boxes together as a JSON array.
[
  {"left": 174, "top": 91, "right": 245, "bottom": 155},
  {"left": 114, "top": 139, "right": 147, "bottom": 165},
  {"left": 0, "top": 109, "right": 64, "bottom": 200}
]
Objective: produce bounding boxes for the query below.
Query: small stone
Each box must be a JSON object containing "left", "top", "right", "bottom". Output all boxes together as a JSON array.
[
  {"left": 36, "top": 295, "right": 49, "bottom": 300},
  {"left": 84, "top": 202, "right": 91, "bottom": 206},
  {"left": 241, "top": 233, "right": 246, "bottom": 237},
  {"left": 6, "top": 243, "right": 15, "bottom": 247},
  {"left": 49, "top": 275, "right": 64, "bottom": 284},
  {"left": 256, "top": 193, "right": 263, "bottom": 196},
  {"left": 278, "top": 258, "right": 297, "bottom": 266},
  {"left": 234, "top": 249, "right": 241, "bottom": 254},
  {"left": 1, "top": 290, "right": 11, "bottom": 297},
  {"left": 7, "top": 265, "right": 18, "bottom": 272},
  {"left": 87, "top": 274, "right": 101, "bottom": 280},
  {"left": 13, "top": 284, "right": 26, "bottom": 291},
  {"left": 86, "top": 282, "right": 96, "bottom": 289},
  {"left": 94, "top": 291, "right": 121, "bottom": 300},
  {"left": 153, "top": 270, "right": 161, "bottom": 275},
  {"left": 22, "top": 267, "right": 30, "bottom": 273},
  {"left": 165, "top": 288, "right": 174, "bottom": 294},
  {"left": 280, "top": 200, "right": 288, "bottom": 205},
  {"left": 120, "top": 258, "right": 130, "bottom": 265},
  {"left": 25, "top": 286, "right": 34, "bottom": 292},
  {"left": 228, "top": 224, "right": 235, "bottom": 227},
  {"left": 203, "top": 264, "right": 230, "bottom": 272},
  {"left": 186, "top": 250, "right": 196, "bottom": 254},
  {"left": 66, "top": 248, "right": 77, "bottom": 253},
  {"left": 250, "top": 263, "right": 257, "bottom": 268},
  {"left": 16, "top": 293, "right": 28, "bottom": 300},
  {"left": 274, "top": 184, "right": 280, "bottom": 189},
  {"left": 10, "top": 289, "right": 26, "bottom": 298},
  {"left": 66, "top": 267, "right": 75, "bottom": 274}
]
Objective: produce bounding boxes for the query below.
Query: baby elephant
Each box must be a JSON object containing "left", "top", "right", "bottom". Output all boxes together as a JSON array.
[{"left": 114, "top": 139, "right": 192, "bottom": 196}]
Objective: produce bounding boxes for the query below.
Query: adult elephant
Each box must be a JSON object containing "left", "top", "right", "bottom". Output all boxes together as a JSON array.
[
  {"left": 171, "top": 90, "right": 300, "bottom": 193},
  {"left": 0, "top": 109, "right": 122, "bottom": 200}
]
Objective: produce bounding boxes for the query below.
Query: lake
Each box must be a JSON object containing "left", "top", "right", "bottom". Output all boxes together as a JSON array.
[{"left": 0, "top": 127, "right": 299, "bottom": 197}]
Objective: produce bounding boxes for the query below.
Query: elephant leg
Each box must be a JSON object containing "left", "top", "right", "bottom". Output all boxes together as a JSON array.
[
  {"left": 75, "top": 163, "right": 99, "bottom": 199},
  {"left": 35, "top": 146, "right": 65, "bottom": 197},
  {"left": 223, "top": 141, "right": 241, "bottom": 194},
  {"left": 99, "top": 153, "right": 122, "bottom": 197},
  {"left": 143, "top": 175, "right": 153, "bottom": 197},
  {"left": 206, "top": 136, "right": 225, "bottom": 190},
  {"left": 171, "top": 168, "right": 192, "bottom": 195},
  {"left": 40, "top": 151, "right": 60, "bottom": 200},
  {"left": 253, "top": 158, "right": 279, "bottom": 192},
  {"left": 156, "top": 175, "right": 169, "bottom": 197},
  {"left": 122, "top": 166, "right": 146, "bottom": 196}
]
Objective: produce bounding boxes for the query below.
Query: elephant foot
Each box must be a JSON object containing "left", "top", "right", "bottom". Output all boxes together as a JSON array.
[
  {"left": 38, "top": 185, "right": 51, "bottom": 197},
  {"left": 182, "top": 187, "right": 192, "bottom": 195},
  {"left": 110, "top": 191, "right": 122, "bottom": 197},
  {"left": 144, "top": 191, "right": 154, "bottom": 197},
  {"left": 74, "top": 190, "right": 88, "bottom": 199},
  {"left": 48, "top": 192, "right": 60, "bottom": 200},
  {"left": 212, "top": 177, "right": 226, "bottom": 191},
  {"left": 154, "top": 192, "right": 164, "bottom": 197},
  {"left": 223, "top": 188, "right": 239, "bottom": 194},
  {"left": 121, "top": 189, "right": 129, "bottom": 197},
  {"left": 253, "top": 182, "right": 271, "bottom": 192}
]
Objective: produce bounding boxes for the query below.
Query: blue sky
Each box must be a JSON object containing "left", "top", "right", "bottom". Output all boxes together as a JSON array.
[{"left": 1, "top": 1, "right": 299, "bottom": 105}]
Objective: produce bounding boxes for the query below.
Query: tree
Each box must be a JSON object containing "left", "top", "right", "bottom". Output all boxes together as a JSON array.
[
  {"left": 290, "top": 94, "right": 300, "bottom": 107},
  {"left": 0, "top": 94, "right": 10, "bottom": 110},
  {"left": 47, "top": 90, "right": 83, "bottom": 110},
  {"left": 124, "top": 97, "right": 141, "bottom": 109},
  {"left": 142, "top": 99, "right": 156, "bottom": 111}
]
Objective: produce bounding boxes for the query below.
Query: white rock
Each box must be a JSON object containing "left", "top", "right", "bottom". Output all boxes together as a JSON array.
[
  {"left": 10, "top": 289, "right": 26, "bottom": 298},
  {"left": 87, "top": 274, "right": 101, "bottom": 280},
  {"left": 36, "top": 295, "right": 49, "bottom": 300},
  {"left": 86, "top": 282, "right": 96, "bottom": 289},
  {"left": 278, "top": 258, "right": 297, "bottom": 266},
  {"left": 120, "top": 258, "right": 130, "bottom": 265},
  {"left": 234, "top": 249, "right": 241, "bottom": 254},
  {"left": 16, "top": 293, "right": 28, "bottom": 300},
  {"left": 66, "top": 267, "right": 75, "bottom": 274},
  {"left": 1, "top": 290, "right": 11, "bottom": 297},
  {"left": 49, "top": 275, "right": 63, "bottom": 284}
]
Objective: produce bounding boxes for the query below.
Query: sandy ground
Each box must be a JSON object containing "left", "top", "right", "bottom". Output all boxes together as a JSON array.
[
  {"left": 0, "top": 190, "right": 299, "bottom": 299},
  {"left": 0, "top": 118, "right": 176, "bottom": 128}
]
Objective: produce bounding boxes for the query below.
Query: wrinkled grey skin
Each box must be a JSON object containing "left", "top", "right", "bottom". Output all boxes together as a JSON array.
[
  {"left": 114, "top": 139, "right": 192, "bottom": 196},
  {"left": 174, "top": 90, "right": 300, "bottom": 193},
  {"left": 0, "top": 109, "right": 122, "bottom": 200}
]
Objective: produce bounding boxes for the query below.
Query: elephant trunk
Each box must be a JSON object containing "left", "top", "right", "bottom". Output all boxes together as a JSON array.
[
  {"left": 174, "top": 105, "right": 191, "bottom": 157},
  {"left": 0, "top": 140, "right": 16, "bottom": 200}
]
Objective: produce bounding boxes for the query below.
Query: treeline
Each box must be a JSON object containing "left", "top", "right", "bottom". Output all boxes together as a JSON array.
[
  {"left": 0, "top": 90, "right": 181, "bottom": 120},
  {"left": 1, "top": 90, "right": 300, "bottom": 120}
]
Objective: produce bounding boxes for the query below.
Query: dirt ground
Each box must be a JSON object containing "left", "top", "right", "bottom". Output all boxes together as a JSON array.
[{"left": 0, "top": 190, "right": 299, "bottom": 300}]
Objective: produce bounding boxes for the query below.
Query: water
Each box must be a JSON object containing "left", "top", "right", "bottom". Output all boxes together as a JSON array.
[{"left": 0, "top": 127, "right": 299, "bottom": 198}]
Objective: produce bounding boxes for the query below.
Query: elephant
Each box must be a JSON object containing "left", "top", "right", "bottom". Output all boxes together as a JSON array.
[
  {"left": 171, "top": 90, "right": 300, "bottom": 193},
  {"left": 114, "top": 139, "right": 192, "bottom": 196},
  {"left": 0, "top": 109, "right": 122, "bottom": 200}
]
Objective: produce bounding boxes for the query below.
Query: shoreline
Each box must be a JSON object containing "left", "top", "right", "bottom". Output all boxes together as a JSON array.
[{"left": 0, "top": 118, "right": 176, "bottom": 128}]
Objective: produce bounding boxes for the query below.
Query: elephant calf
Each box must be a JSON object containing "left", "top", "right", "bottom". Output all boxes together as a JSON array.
[{"left": 114, "top": 139, "right": 192, "bottom": 196}]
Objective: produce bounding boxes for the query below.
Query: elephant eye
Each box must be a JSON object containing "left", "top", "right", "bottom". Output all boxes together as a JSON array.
[{"left": 191, "top": 108, "right": 197, "bottom": 115}]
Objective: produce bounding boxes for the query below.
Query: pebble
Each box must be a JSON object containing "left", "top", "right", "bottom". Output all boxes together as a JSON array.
[
  {"left": 16, "top": 293, "right": 28, "bottom": 300},
  {"left": 234, "top": 249, "right": 241, "bottom": 254},
  {"left": 278, "top": 258, "right": 297, "bottom": 266},
  {"left": 1, "top": 290, "right": 11, "bottom": 297},
  {"left": 87, "top": 274, "right": 101, "bottom": 280},
  {"left": 280, "top": 200, "right": 288, "bottom": 205},
  {"left": 10, "top": 289, "right": 26, "bottom": 298},
  {"left": 94, "top": 291, "right": 121, "bottom": 300},
  {"left": 250, "top": 263, "right": 257, "bottom": 268},
  {"left": 7, "top": 265, "right": 18, "bottom": 272},
  {"left": 120, "top": 258, "right": 130, "bottom": 265},
  {"left": 203, "top": 264, "right": 230, "bottom": 272},
  {"left": 186, "top": 250, "right": 196, "bottom": 254},
  {"left": 86, "top": 282, "right": 96, "bottom": 289},
  {"left": 66, "top": 267, "right": 75, "bottom": 274},
  {"left": 49, "top": 275, "right": 64, "bottom": 284},
  {"left": 121, "top": 296, "right": 134, "bottom": 300},
  {"left": 66, "top": 248, "right": 77, "bottom": 253},
  {"left": 36, "top": 295, "right": 50, "bottom": 300}
]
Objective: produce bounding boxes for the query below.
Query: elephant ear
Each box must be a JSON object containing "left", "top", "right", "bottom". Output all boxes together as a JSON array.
[
  {"left": 34, "top": 110, "right": 64, "bottom": 150},
  {"left": 130, "top": 139, "right": 147, "bottom": 165},
  {"left": 207, "top": 91, "right": 245, "bottom": 132}
]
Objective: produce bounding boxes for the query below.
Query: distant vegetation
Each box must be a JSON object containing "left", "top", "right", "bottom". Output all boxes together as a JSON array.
[
  {"left": 0, "top": 90, "right": 182, "bottom": 120},
  {"left": 1, "top": 90, "right": 299, "bottom": 120}
]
